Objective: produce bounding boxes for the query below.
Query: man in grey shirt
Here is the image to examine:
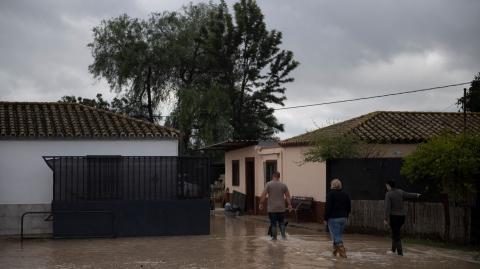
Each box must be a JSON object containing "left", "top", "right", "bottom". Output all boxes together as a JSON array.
[
  {"left": 259, "top": 171, "right": 292, "bottom": 240},
  {"left": 384, "top": 180, "right": 421, "bottom": 256}
]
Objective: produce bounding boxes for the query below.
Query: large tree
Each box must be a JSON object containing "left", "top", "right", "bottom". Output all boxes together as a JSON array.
[
  {"left": 87, "top": 1, "right": 299, "bottom": 152},
  {"left": 88, "top": 13, "right": 178, "bottom": 122},
  {"left": 202, "top": 0, "right": 299, "bottom": 140},
  {"left": 167, "top": 0, "right": 298, "bottom": 151},
  {"left": 458, "top": 72, "right": 480, "bottom": 112}
]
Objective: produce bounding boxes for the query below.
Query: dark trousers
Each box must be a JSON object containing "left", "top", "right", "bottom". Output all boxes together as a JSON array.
[
  {"left": 389, "top": 215, "right": 405, "bottom": 255},
  {"left": 268, "top": 212, "right": 286, "bottom": 239}
]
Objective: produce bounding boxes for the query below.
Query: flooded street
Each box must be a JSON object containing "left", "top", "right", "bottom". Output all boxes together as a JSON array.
[{"left": 1, "top": 214, "right": 479, "bottom": 269}]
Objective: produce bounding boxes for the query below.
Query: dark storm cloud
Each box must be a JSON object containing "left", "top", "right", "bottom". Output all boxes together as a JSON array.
[{"left": 0, "top": 0, "right": 479, "bottom": 139}]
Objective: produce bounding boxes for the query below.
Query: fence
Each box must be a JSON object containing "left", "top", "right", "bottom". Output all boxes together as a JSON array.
[
  {"left": 348, "top": 200, "right": 472, "bottom": 243},
  {"left": 44, "top": 156, "right": 210, "bottom": 202},
  {"left": 327, "top": 158, "right": 477, "bottom": 243},
  {"left": 43, "top": 156, "right": 211, "bottom": 238}
]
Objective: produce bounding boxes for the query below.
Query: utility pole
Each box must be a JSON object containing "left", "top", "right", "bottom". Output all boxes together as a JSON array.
[{"left": 463, "top": 88, "right": 467, "bottom": 132}]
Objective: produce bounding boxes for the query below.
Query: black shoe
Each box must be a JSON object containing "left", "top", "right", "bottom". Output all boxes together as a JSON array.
[
  {"left": 397, "top": 241, "right": 403, "bottom": 256},
  {"left": 271, "top": 225, "right": 277, "bottom": 240},
  {"left": 279, "top": 224, "right": 286, "bottom": 240},
  {"left": 391, "top": 240, "right": 397, "bottom": 253}
]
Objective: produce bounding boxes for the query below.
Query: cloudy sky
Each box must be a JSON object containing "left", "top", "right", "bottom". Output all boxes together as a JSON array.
[{"left": 1, "top": 0, "right": 479, "bottom": 139}]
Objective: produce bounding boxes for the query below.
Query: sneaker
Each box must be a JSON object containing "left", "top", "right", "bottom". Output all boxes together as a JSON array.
[{"left": 386, "top": 251, "right": 396, "bottom": 255}]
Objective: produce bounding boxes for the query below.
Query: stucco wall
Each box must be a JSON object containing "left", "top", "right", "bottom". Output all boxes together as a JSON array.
[
  {"left": 280, "top": 143, "right": 419, "bottom": 202},
  {"left": 224, "top": 146, "right": 256, "bottom": 195},
  {"left": 368, "top": 144, "right": 418, "bottom": 158},
  {"left": 223, "top": 143, "right": 419, "bottom": 205},
  {"left": 0, "top": 139, "right": 178, "bottom": 205},
  {"left": 282, "top": 146, "right": 326, "bottom": 202}
]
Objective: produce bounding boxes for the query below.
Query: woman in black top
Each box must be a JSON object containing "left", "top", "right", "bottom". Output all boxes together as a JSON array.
[{"left": 324, "top": 178, "right": 351, "bottom": 258}]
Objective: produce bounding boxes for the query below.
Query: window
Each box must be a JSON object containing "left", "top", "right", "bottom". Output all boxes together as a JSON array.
[
  {"left": 232, "top": 160, "right": 240, "bottom": 186},
  {"left": 264, "top": 160, "right": 277, "bottom": 183}
]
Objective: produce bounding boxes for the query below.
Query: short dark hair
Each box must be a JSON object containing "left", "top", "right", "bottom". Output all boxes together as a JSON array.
[
  {"left": 386, "top": 180, "right": 396, "bottom": 188},
  {"left": 272, "top": 171, "right": 280, "bottom": 178}
]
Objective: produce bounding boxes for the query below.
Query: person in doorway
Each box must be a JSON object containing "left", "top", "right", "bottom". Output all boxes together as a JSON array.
[
  {"left": 324, "top": 178, "right": 351, "bottom": 258},
  {"left": 384, "top": 180, "right": 421, "bottom": 256},
  {"left": 222, "top": 187, "right": 230, "bottom": 207},
  {"left": 259, "top": 171, "right": 293, "bottom": 240}
]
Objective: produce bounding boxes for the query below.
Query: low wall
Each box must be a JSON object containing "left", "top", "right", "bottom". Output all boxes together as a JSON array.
[
  {"left": 0, "top": 204, "right": 52, "bottom": 235},
  {"left": 347, "top": 200, "right": 472, "bottom": 243},
  {"left": 254, "top": 196, "right": 325, "bottom": 223}
]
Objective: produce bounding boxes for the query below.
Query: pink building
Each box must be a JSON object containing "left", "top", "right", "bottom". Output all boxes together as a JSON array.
[{"left": 205, "top": 111, "right": 480, "bottom": 222}]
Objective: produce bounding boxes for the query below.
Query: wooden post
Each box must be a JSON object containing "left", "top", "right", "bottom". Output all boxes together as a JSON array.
[{"left": 463, "top": 88, "right": 467, "bottom": 132}]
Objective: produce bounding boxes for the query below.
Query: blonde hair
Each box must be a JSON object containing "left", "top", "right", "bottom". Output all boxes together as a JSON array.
[{"left": 330, "top": 178, "right": 342, "bottom": 190}]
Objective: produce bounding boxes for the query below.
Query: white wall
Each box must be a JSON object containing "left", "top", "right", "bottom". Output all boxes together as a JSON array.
[
  {"left": 0, "top": 139, "right": 178, "bottom": 204},
  {"left": 282, "top": 146, "right": 326, "bottom": 202}
]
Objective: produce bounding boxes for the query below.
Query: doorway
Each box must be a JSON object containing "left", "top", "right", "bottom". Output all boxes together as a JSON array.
[{"left": 245, "top": 158, "right": 255, "bottom": 213}]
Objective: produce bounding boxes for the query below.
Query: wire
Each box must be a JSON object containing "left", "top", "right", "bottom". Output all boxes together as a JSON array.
[{"left": 274, "top": 81, "right": 471, "bottom": 111}]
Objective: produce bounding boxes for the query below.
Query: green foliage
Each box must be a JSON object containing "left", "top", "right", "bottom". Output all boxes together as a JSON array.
[
  {"left": 59, "top": 94, "right": 151, "bottom": 121},
  {"left": 457, "top": 72, "right": 480, "bottom": 112},
  {"left": 87, "top": 0, "right": 299, "bottom": 152},
  {"left": 59, "top": 94, "right": 110, "bottom": 111},
  {"left": 88, "top": 12, "right": 179, "bottom": 122},
  {"left": 401, "top": 132, "right": 480, "bottom": 203},
  {"left": 304, "top": 133, "right": 374, "bottom": 162}
]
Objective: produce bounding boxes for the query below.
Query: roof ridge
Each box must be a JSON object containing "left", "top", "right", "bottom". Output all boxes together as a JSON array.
[
  {"left": 281, "top": 111, "right": 379, "bottom": 143},
  {"left": 74, "top": 103, "right": 179, "bottom": 134},
  {"left": 280, "top": 110, "right": 480, "bottom": 146}
]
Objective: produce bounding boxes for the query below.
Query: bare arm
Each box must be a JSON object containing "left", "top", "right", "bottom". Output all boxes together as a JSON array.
[
  {"left": 285, "top": 190, "right": 293, "bottom": 211},
  {"left": 402, "top": 190, "right": 421, "bottom": 199},
  {"left": 259, "top": 188, "right": 268, "bottom": 210}
]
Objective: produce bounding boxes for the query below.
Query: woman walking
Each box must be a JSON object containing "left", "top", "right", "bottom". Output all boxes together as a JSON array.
[
  {"left": 384, "top": 180, "right": 421, "bottom": 256},
  {"left": 324, "top": 178, "right": 351, "bottom": 258}
]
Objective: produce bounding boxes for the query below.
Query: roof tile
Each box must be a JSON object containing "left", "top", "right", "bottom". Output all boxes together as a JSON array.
[
  {"left": 0, "top": 102, "right": 179, "bottom": 140},
  {"left": 280, "top": 111, "right": 480, "bottom": 146}
]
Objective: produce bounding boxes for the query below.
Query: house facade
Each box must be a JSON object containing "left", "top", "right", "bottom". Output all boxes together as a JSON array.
[
  {"left": 0, "top": 102, "right": 179, "bottom": 235},
  {"left": 214, "top": 111, "right": 480, "bottom": 222}
]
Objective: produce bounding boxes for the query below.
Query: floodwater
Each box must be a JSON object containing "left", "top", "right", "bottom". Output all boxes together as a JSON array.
[{"left": 0, "top": 214, "right": 479, "bottom": 269}]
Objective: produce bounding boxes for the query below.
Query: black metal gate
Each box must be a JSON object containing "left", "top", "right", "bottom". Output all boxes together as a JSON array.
[
  {"left": 326, "top": 158, "right": 426, "bottom": 200},
  {"left": 44, "top": 156, "right": 211, "bottom": 238}
]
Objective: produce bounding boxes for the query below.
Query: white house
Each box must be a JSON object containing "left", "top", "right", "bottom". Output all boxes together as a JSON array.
[{"left": 0, "top": 101, "right": 179, "bottom": 235}]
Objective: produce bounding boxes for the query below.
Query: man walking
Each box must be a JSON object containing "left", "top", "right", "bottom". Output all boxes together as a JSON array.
[
  {"left": 384, "top": 180, "right": 421, "bottom": 256},
  {"left": 259, "top": 171, "right": 292, "bottom": 240}
]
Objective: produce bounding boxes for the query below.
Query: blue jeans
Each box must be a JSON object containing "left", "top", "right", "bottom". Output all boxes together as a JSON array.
[
  {"left": 328, "top": 217, "right": 347, "bottom": 245},
  {"left": 268, "top": 212, "right": 286, "bottom": 239}
]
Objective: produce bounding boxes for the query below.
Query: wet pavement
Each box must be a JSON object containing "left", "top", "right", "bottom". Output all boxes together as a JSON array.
[{"left": 1, "top": 214, "right": 479, "bottom": 268}]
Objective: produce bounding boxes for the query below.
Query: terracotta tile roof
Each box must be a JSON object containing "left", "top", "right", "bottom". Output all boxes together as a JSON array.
[
  {"left": 280, "top": 111, "right": 480, "bottom": 146},
  {"left": 0, "top": 102, "right": 179, "bottom": 139}
]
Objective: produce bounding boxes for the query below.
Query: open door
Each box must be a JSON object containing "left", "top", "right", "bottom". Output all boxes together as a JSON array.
[{"left": 245, "top": 158, "right": 255, "bottom": 213}]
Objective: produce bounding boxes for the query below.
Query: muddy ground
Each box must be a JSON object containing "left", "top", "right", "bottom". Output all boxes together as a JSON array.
[{"left": 0, "top": 214, "right": 479, "bottom": 268}]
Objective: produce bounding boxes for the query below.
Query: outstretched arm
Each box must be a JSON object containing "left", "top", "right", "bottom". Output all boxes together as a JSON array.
[{"left": 402, "top": 190, "right": 421, "bottom": 199}]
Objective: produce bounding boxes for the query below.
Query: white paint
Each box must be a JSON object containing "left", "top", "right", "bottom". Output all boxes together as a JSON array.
[{"left": 0, "top": 139, "right": 178, "bottom": 204}]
